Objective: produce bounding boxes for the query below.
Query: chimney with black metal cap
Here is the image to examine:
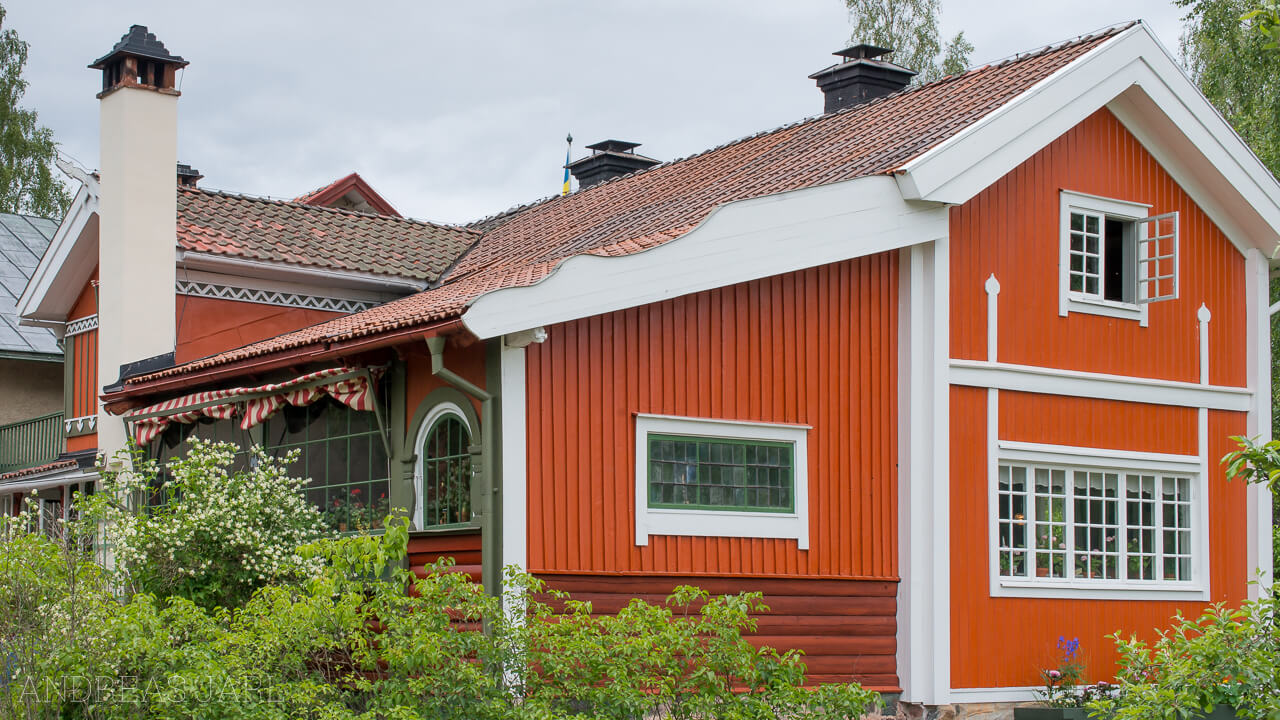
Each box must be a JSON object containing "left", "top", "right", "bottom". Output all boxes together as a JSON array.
[
  {"left": 808, "top": 44, "right": 916, "bottom": 113},
  {"left": 566, "top": 140, "right": 659, "bottom": 189},
  {"left": 89, "top": 25, "right": 187, "bottom": 457}
]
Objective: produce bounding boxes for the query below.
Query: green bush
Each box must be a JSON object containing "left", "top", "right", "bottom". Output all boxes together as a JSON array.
[
  {"left": 1, "top": 443, "right": 882, "bottom": 720},
  {"left": 79, "top": 440, "right": 327, "bottom": 608},
  {"left": 1086, "top": 599, "right": 1280, "bottom": 720}
]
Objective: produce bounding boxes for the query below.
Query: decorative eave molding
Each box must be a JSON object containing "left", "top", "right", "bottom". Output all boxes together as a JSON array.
[
  {"left": 64, "top": 415, "right": 97, "bottom": 436},
  {"left": 176, "top": 280, "right": 381, "bottom": 314},
  {"left": 64, "top": 315, "right": 98, "bottom": 337}
]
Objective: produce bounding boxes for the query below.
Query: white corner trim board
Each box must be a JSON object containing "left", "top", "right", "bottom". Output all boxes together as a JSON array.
[
  {"left": 950, "top": 359, "right": 1251, "bottom": 412},
  {"left": 462, "top": 175, "right": 948, "bottom": 339},
  {"left": 499, "top": 338, "right": 529, "bottom": 575},
  {"left": 895, "top": 24, "right": 1280, "bottom": 256},
  {"left": 632, "top": 414, "right": 810, "bottom": 549}
]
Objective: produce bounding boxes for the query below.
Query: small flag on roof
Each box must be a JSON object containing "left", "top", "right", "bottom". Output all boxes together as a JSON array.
[{"left": 562, "top": 133, "right": 573, "bottom": 196}]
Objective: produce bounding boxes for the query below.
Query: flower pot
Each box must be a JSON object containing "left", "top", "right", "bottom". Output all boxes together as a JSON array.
[
  {"left": 338, "top": 522, "right": 348, "bottom": 533},
  {"left": 1014, "top": 708, "right": 1090, "bottom": 720}
]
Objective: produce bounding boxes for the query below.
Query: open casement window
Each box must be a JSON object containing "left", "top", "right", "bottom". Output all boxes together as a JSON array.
[
  {"left": 993, "top": 443, "right": 1206, "bottom": 600},
  {"left": 1060, "top": 191, "right": 1179, "bottom": 325},
  {"left": 634, "top": 414, "right": 809, "bottom": 548},
  {"left": 1137, "top": 212, "right": 1179, "bottom": 303},
  {"left": 414, "top": 405, "right": 475, "bottom": 529}
]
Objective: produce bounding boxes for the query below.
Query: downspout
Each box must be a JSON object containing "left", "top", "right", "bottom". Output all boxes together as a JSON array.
[{"left": 425, "top": 335, "right": 499, "bottom": 594}]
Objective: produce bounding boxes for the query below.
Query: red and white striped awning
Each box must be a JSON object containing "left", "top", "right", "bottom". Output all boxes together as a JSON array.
[{"left": 120, "top": 367, "right": 378, "bottom": 445}]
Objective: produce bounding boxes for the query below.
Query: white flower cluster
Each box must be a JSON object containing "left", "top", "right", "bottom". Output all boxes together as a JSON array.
[{"left": 98, "top": 440, "right": 327, "bottom": 597}]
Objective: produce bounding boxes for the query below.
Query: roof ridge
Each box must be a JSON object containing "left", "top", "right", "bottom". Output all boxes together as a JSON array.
[
  {"left": 180, "top": 185, "right": 482, "bottom": 235},
  {"left": 466, "top": 23, "right": 1133, "bottom": 232}
]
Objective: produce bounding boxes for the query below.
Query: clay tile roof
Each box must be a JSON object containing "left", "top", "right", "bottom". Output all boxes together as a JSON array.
[
  {"left": 132, "top": 25, "right": 1126, "bottom": 384},
  {"left": 0, "top": 459, "right": 78, "bottom": 482},
  {"left": 177, "top": 186, "right": 477, "bottom": 282}
]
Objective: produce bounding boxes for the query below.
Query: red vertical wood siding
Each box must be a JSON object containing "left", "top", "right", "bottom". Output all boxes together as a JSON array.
[
  {"left": 174, "top": 295, "right": 344, "bottom": 365},
  {"left": 66, "top": 271, "right": 99, "bottom": 453},
  {"left": 524, "top": 254, "right": 899, "bottom": 579},
  {"left": 951, "top": 109, "right": 1247, "bottom": 386},
  {"left": 948, "top": 108, "right": 1252, "bottom": 687}
]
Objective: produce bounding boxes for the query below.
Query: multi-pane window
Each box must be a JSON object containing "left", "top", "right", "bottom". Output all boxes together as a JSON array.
[
  {"left": 418, "top": 415, "right": 473, "bottom": 528},
  {"left": 1059, "top": 192, "right": 1179, "bottom": 321},
  {"left": 264, "top": 397, "right": 390, "bottom": 533},
  {"left": 146, "top": 395, "right": 391, "bottom": 533},
  {"left": 647, "top": 434, "right": 794, "bottom": 513},
  {"left": 998, "top": 460, "right": 1195, "bottom": 585}
]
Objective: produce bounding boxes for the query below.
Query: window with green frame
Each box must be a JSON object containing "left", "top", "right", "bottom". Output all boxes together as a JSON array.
[
  {"left": 646, "top": 434, "right": 795, "bottom": 513},
  {"left": 418, "top": 414, "right": 473, "bottom": 527},
  {"left": 263, "top": 396, "right": 390, "bottom": 533},
  {"left": 146, "top": 394, "right": 390, "bottom": 533}
]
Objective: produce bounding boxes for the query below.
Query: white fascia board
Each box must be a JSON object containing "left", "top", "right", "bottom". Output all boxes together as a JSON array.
[
  {"left": 950, "top": 359, "right": 1252, "bottom": 411},
  {"left": 175, "top": 251, "right": 428, "bottom": 295},
  {"left": 17, "top": 182, "right": 99, "bottom": 325},
  {"left": 462, "top": 175, "right": 948, "bottom": 339},
  {"left": 896, "top": 25, "right": 1280, "bottom": 256}
]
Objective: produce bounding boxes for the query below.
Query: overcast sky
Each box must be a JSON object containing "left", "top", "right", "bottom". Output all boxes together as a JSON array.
[{"left": 9, "top": 1, "right": 1189, "bottom": 224}]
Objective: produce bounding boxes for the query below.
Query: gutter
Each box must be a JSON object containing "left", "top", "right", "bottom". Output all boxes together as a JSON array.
[
  {"left": 101, "top": 317, "right": 467, "bottom": 412},
  {"left": 425, "top": 335, "right": 500, "bottom": 594}
]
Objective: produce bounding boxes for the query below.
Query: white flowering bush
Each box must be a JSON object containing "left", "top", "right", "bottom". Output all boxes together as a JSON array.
[{"left": 83, "top": 439, "right": 327, "bottom": 608}]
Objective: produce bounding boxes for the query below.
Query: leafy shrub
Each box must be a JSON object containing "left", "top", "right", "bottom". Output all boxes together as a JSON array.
[
  {"left": 3, "top": 497, "right": 882, "bottom": 720},
  {"left": 79, "top": 440, "right": 327, "bottom": 608},
  {"left": 1086, "top": 599, "right": 1280, "bottom": 719}
]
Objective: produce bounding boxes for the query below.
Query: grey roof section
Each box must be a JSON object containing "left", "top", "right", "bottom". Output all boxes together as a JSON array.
[
  {"left": 89, "top": 25, "right": 188, "bottom": 70},
  {"left": 0, "top": 213, "right": 61, "bottom": 358}
]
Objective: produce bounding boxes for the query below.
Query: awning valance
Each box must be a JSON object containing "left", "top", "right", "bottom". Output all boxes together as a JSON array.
[{"left": 120, "top": 366, "right": 379, "bottom": 445}]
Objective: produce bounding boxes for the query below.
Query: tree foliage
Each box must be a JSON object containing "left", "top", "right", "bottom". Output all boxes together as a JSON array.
[
  {"left": 1177, "top": 0, "right": 1280, "bottom": 177},
  {"left": 0, "top": 3, "right": 69, "bottom": 219},
  {"left": 844, "top": 0, "right": 973, "bottom": 84},
  {"left": 1, "top": 443, "right": 882, "bottom": 720}
]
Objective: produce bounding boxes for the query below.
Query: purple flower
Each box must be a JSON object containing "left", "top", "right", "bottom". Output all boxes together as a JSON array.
[{"left": 1048, "top": 670, "right": 1062, "bottom": 680}]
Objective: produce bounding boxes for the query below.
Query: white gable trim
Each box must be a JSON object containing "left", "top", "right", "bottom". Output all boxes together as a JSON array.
[
  {"left": 895, "top": 24, "right": 1280, "bottom": 257},
  {"left": 17, "top": 179, "right": 99, "bottom": 328},
  {"left": 461, "top": 176, "right": 949, "bottom": 338}
]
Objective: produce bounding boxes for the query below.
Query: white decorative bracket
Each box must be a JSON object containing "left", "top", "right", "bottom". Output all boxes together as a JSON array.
[
  {"left": 503, "top": 327, "right": 548, "bottom": 349},
  {"left": 1197, "top": 303, "right": 1211, "bottom": 386},
  {"left": 985, "top": 274, "right": 1001, "bottom": 363}
]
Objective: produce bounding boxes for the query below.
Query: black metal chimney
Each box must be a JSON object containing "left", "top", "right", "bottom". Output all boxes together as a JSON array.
[
  {"left": 566, "top": 140, "right": 660, "bottom": 189},
  {"left": 808, "top": 44, "right": 917, "bottom": 113}
]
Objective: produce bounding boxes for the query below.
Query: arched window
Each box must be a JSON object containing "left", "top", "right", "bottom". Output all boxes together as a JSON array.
[{"left": 415, "top": 403, "right": 473, "bottom": 528}]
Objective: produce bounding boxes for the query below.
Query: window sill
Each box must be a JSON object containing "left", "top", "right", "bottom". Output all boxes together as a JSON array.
[
  {"left": 992, "top": 578, "right": 1207, "bottom": 601},
  {"left": 1062, "top": 295, "right": 1148, "bottom": 326},
  {"left": 636, "top": 507, "right": 809, "bottom": 549}
]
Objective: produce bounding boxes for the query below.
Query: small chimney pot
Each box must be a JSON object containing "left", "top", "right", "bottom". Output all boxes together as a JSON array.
[
  {"left": 809, "top": 44, "right": 916, "bottom": 113},
  {"left": 566, "top": 139, "right": 660, "bottom": 189}
]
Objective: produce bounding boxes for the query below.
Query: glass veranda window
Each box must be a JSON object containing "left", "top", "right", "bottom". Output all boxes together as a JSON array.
[
  {"left": 998, "top": 461, "right": 1193, "bottom": 584},
  {"left": 419, "top": 415, "right": 473, "bottom": 528}
]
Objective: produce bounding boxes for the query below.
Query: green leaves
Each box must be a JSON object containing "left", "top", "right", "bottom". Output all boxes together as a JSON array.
[
  {"left": 0, "top": 4, "right": 70, "bottom": 218},
  {"left": 843, "top": 0, "right": 972, "bottom": 84}
]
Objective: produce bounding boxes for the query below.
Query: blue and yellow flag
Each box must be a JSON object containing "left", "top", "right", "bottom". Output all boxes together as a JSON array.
[{"left": 562, "top": 133, "right": 573, "bottom": 196}]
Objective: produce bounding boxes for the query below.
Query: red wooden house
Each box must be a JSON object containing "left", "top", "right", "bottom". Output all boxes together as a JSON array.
[{"left": 7, "top": 20, "right": 1279, "bottom": 715}]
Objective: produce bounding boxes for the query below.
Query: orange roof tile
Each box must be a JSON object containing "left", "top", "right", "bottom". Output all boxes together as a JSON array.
[
  {"left": 0, "top": 459, "right": 79, "bottom": 482},
  {"left": 131, "top": 27, "right": 1123, "bottom": 385},
  {"left": 177, "top": 187, "right": 475, "bottom": 282}
]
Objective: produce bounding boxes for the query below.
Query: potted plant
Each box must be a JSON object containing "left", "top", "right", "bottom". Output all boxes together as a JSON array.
[{"left": 1016, "top": 638, "right": 1116, "bottom": 719}]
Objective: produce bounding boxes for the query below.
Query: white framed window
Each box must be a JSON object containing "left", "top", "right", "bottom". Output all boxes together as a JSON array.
[
  {"left": 990, "top": 441, "right": 1207, "bottom": 600},
  {"left": 634, "top": 414, "right": 810, "bottom": 549},
  {"left": 1058, "top": 190, "right": 1179, "bottom": 327},
  {"left": 412, "top": 401, "right": 475, "bottom": 530}
]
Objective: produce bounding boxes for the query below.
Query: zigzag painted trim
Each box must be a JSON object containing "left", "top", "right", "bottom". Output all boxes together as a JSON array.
[
  {"left": 65, "top": 315, "right": 98, "bottom": 336},
  {"left": 64, "top": 415, "right": 97, "bottom": 434},
  {"left": 176, "top": 281, "right": 380, "bottom": 314}
]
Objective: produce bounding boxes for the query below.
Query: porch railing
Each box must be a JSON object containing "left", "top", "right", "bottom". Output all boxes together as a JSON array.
[{"left": 0, "top": 412, "right": 65, "bottom": 475}]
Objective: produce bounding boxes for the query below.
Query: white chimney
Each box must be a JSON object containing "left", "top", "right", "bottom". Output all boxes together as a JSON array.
[{"left": 90, "top": 26, "right": 186, "bottom": 457}]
